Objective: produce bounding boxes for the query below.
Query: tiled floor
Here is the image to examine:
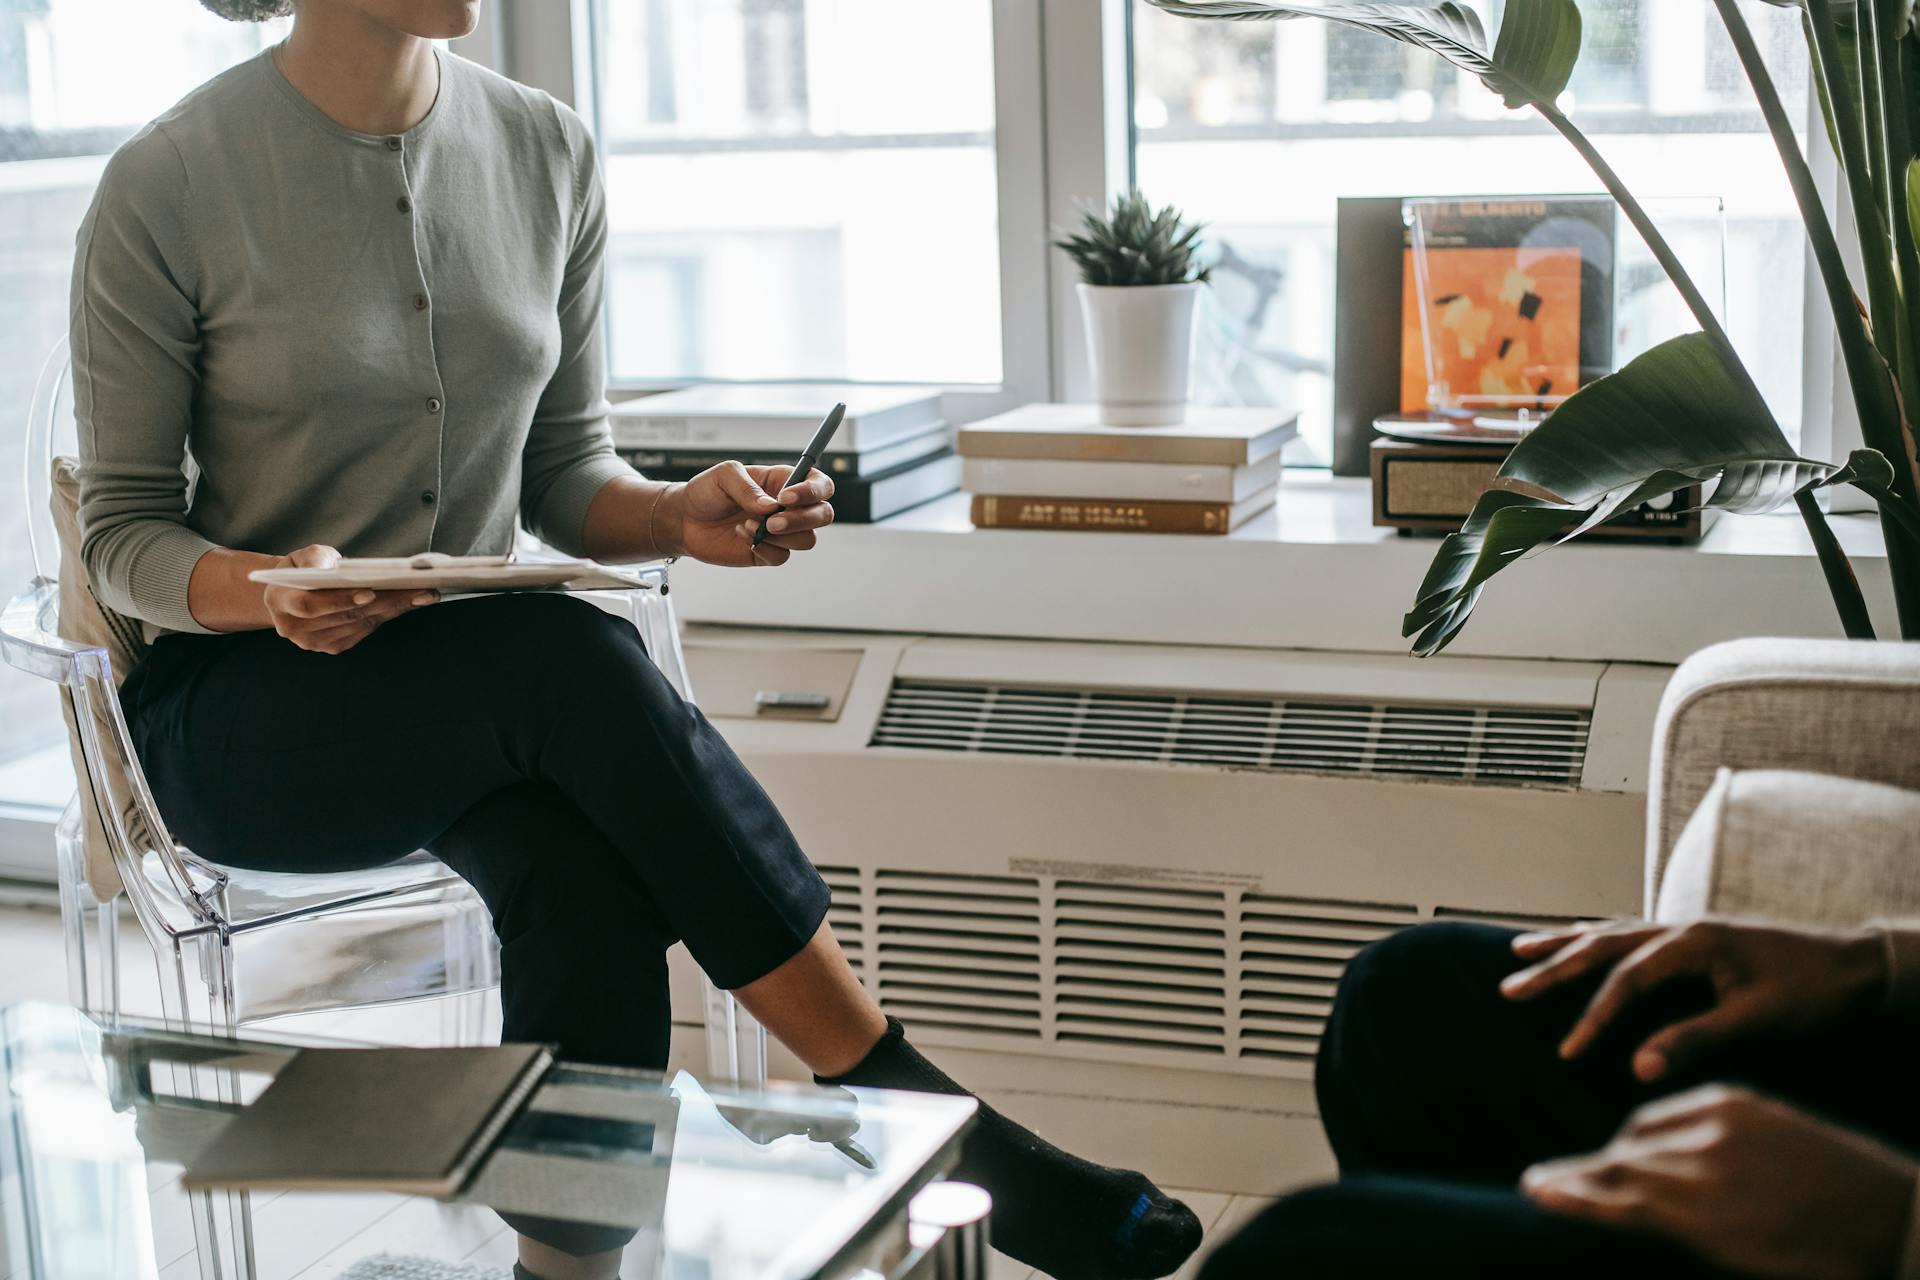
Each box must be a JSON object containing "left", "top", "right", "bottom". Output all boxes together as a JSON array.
[{"left": 0, "top": 902, "right": 1277, "bottom": 1279}]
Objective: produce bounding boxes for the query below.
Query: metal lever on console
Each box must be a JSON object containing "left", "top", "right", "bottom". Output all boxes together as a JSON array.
[{"left": 754, "top": 690, "right": 832, "bottom": 711}]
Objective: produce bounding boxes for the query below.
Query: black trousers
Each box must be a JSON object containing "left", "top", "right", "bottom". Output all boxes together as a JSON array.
[
  {"left": 1202, "top": 921, "right": 1920, "bottom": 1278},
  {"left": 121, "top": 592, "right": 831, "bottom": 1071}
]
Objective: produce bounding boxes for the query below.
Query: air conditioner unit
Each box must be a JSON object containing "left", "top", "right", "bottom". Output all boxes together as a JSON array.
[{"left": 666, "top": 624, "right": 1671, "bottom": 1193}]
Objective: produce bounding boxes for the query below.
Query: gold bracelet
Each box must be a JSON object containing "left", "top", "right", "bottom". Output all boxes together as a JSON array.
[{"left": 647, "top": 482, "right": 682, "bottom": 563}]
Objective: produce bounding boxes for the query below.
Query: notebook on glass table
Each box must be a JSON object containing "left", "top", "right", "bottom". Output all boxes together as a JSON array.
[
  {"left": 249, "top": 553, "right": 656, "bottom": 594},
  {"left": 182, "top": 1043, "right": 553, "bottom": 1195}
]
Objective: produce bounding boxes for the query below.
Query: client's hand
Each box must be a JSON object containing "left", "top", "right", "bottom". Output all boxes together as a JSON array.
[
  {"left": 670, "top": 462, "right": 836, "bottom": 567},
  {"left": 1524, "top": 1085, "right": 1917, "bottom": 1280},
  {"left": 261, "top": 544, "right": 437, "bottom": 655},
  {"left": 1501, "top": 918, "right": 1887, "bottom": 1082}
]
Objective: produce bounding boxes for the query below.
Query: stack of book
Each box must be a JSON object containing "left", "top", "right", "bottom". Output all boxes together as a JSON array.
[
  {"left": 958, "top": 404, "right": 1298, "bottom": 534},
  {"left": 610, "top": 384, "right": 960, "bottom": 523}
]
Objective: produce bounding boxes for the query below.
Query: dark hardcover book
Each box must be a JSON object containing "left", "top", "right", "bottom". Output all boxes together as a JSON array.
[
  {"left": 616, "top": 423, "right": 953, "bottom": 480},
  {"left": 181, "top": 1044, "right": 551, "bottom": 1195},
  {"left": 641, "top": 450, "right": 961, "bottom": 523},
  {"left": 970, "top": 491, "right": 1274, "bottom": 535}
]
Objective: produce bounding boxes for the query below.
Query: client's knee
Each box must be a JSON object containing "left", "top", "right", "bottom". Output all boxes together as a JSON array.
[{"left": 1321, "top": 921, "right": 1522, "bottom": 1076}]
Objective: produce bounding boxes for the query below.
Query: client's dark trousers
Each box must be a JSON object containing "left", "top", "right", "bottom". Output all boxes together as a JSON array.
[
  {"left": 1203, "top": 921, "right": 1920, "bottom": 1279},
  {"left": 121, "top": 592, "right": 831, "bottom": 1071}
]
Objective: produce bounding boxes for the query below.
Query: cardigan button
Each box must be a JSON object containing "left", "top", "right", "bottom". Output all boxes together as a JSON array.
[
  {"left": 421, "top": 490, "right": 437, "bottom": 506},
  {"left": 426, "top": 396, "right": 442, "bottom": 413},
  {"left": 386, "top": 136, "right": 402, "bottom": 151},
  {"left": 413, "top": 293, "right": 428, "bottom": 311},
  {"left": 396, "top": 195, "right": 413, "bottom": 214}
]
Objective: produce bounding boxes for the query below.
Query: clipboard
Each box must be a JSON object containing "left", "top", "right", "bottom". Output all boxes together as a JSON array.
[{"left": 249, "top": 553, "right": 658, "bottom": 594}]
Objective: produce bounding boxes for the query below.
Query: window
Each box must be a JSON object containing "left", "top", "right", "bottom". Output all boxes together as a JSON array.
[
  {"left": 1130, "top": 0, "right": 1812, "bottom": 463},
  {"left": 0, "top": 2, "right": 283, "bottom": 812},
  {"left": 579, "top": 0, "right": 1003, "bottom": 386}
]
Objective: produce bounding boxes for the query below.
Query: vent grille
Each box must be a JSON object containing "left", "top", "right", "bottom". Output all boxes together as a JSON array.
[
  {"left": 871, "top": 681, "right": 1590, "bottom": 787},
  {"left": 823, "top": 868, "right": 1579, "bottom": 1074},
  {"left": 1055, "top": 880, "right": 1228, "bottom": 1055},
  {"left": 819, "top": 864, "right": 865, "bottom": 980},
  {"left": 874, "top": 871, "right": 1043, "bottom": 1038},
  {"left": 1239, "top": 895, "right": 1420, "bottom": 1063}
]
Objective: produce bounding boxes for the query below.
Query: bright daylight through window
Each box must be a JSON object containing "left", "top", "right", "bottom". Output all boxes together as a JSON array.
[
  {"left": 580, "top": 0, "right": 1002, "bottom": 387},
  {"left": 1130, "top": 0, "right": 1812, "bottom": 464},
  {"left": 0, "top": 1, "right": 284, "bottom": 812}
]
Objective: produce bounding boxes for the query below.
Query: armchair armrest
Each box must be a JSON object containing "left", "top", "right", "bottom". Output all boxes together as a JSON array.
[
  {"left": 1654, "top": 768, "right": 1920, "bottom": 925},
  {"left": 1646, "top": 638, "right": 1920, "bottom": 913}
]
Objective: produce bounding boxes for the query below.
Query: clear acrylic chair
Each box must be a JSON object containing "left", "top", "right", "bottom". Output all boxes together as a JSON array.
[{"left": 4, "top": 339, "right": 770, "bottom": 1077}]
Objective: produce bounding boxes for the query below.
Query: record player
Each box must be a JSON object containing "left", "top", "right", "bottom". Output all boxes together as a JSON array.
[
  {"left": 1369, "top": 415, "right": 1703, "bottom": 542},
  {"left": 1354, "top": 197, "right": 1704, "bottom": 543}
]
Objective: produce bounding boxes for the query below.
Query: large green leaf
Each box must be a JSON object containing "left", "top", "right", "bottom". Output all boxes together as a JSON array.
[
  {"left": 1142, "top": 1, "right": 1582, "bottom": 107},
  {"left": 1497, "top": 333, "right": 1837, "bottom": 511},
  {"left": 1402, "top": 332, "right": 1870, "bottom": 655}
]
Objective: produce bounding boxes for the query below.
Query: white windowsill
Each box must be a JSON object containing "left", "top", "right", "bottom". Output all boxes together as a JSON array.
[
  {"left": 0, "top": 475, "right": 1890, "bottom": 876},
  {"left": 670, "top": 471, "right": 1895, "bottom": 666}
]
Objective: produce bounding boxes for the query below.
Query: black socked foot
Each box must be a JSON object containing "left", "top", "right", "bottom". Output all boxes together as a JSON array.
[{"left": 820, "top": 1017, "right": 1204, "bottom": 1280}]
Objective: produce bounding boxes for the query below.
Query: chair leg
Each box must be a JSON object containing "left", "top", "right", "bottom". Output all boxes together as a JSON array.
[
  {"left": 99, "top": 898, "right": 122, "bottom": 1018},
  {"left": 55, "top": 855, "right": 122, "bottom": 1017},
  {"left": 703, "top": 977, "right": 769, "bottom": 1087},
  {"left": 165, "top": 934, "right": 259, "bottom": 1280}
]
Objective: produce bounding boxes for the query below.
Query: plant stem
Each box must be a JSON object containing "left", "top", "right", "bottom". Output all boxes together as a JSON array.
[
  {"left": 1877, "top": 16, "right": 1920, "bottom": 408},
  {"left": 1795, "top": 490, "right": 1878, "bottom": 638},
  {"left": 1854, "top": 478, "right": 1920, "bottom": 545},
  {"left": 1725, "top": 0, "right": 1899, "bottom": 456},
  {"left": 1774, "top": 3, "right": 1920, "bottom": 637},
  {"left": 1719, "top": 0, "right": 1920, "bottom": 638},
  {"left": 1804, "top": 1, "right": 1889, "bottom": 258},
  {"left": 1534, "top": 101, "right": 1769, "bottom": 427},
  {"left": 1861, "top": 0, "right": 1893, "bottom": 228},
  {"left": 1535, "top": 103, "right": 1725, "bottom": 351}
]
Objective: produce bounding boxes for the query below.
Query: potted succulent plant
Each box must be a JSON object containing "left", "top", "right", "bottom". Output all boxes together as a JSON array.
[{"left": 1055, "top": 192, "right": 1213, "bottom": 425}]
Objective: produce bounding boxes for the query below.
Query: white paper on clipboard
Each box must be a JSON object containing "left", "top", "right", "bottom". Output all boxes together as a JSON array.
[{"left": 249, "top": 553, "right": 657, "bottom": 594}]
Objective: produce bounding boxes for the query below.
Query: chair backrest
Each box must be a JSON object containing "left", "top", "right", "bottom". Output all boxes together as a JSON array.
[
  {"left": 5, "top": 338, "right": 195, "bottom": 916},
  {"left": 24, "top": 336, "right": 73, "bottom": 584}
]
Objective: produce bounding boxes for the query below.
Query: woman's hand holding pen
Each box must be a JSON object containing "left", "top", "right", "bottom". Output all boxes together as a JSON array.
[
  {"left": 668, "top": 461, "right": 836, "bottom": 568},
  {"left": 261, "top": 544, "right": 438, "bottom": 655}
]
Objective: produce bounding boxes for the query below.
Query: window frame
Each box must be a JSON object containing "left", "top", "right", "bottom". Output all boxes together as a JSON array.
[
  {"left": 481, "top": 0, "right": 1139, "bottom": 416},
  {"left": 0, "top": 0, "right": 1854, "bottom": 873},
  {"left": 488, "top": 0, "right": 1836, "bottom": 452}
]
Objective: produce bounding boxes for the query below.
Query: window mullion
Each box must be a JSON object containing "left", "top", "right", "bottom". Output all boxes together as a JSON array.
[
  {"left": 1040, "top": 0, "right": 1134, "bottom": 402},
  {"left": 990, "top": 0, "right": 1054, "bottom": 411}
]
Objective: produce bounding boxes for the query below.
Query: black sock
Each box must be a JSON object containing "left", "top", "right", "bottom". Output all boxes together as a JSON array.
[{"left": 820, "top": 1018, "right": 1203, "bottom": 1280}]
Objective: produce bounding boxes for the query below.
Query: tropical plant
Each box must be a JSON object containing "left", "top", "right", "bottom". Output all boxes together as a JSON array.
[
  {"left": 1145, "top": 0, "right": 1920, "bottom": 655},
  {"left": 1055, "top": 191, "right": 1214, "bottom": 287}
]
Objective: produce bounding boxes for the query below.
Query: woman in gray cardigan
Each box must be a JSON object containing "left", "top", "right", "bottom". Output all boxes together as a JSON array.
[{"left": 72, "top": 1, "right": 1200, "bottom": 1277}]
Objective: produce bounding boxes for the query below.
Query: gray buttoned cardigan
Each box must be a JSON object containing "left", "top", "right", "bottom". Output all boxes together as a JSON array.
[{"left": 71, "top": 47, "right": 634, "bottom": 638}]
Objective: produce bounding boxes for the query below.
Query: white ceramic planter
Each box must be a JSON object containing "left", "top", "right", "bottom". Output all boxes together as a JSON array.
[{"left": 1077, "top": 281, "right": 1201, "bottom": 426}]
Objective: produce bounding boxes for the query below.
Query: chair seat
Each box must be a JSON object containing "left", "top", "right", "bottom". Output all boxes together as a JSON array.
[
  {"left": 138, "top": 848, "right": 499, "bottom": 1024},
  {"left": 156, "top": 848, "right": 473, "bottom": 932}
]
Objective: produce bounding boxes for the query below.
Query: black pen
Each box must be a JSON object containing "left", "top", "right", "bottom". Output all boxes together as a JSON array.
[{"left": 752, "top": 402, "right": 846, "bottom": 547}]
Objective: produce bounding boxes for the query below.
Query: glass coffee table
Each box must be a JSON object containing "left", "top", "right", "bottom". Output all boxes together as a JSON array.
[{"left": 0, "top": 1002, "right": 983, "bottom": 1280}]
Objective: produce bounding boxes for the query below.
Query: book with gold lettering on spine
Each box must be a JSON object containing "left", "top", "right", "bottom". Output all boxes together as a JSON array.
[{"left": 971, "top": 491, "right": 1274, "bottom": 535}]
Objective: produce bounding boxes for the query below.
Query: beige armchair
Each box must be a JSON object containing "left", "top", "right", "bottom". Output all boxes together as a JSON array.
[{"left": 1646, "top": 637, "right": 1920, "bottom": 928}]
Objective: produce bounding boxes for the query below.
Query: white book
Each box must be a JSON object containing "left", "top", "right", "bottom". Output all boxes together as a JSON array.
[
  {"left": 958, "top": 403, "right": 1299, "bottom": 466},
  {"left": 611, "top": 384, "right": 943, "bottom": 452},
  {"left": 964, "top": 453, "right": 1281, "bottom": 503}
]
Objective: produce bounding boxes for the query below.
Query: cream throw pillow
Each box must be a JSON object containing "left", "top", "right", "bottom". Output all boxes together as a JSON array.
[
  {"left": 51, "top": 457, "right": 152, "bottom": 899},
  {"left": 1656, "top": 767, "right": 1920, "bottom": 926}
]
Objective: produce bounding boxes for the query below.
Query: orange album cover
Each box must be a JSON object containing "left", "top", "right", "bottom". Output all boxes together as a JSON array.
[{"left": 1399, "top": 246, "right": 1584, "bottom": 414}]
